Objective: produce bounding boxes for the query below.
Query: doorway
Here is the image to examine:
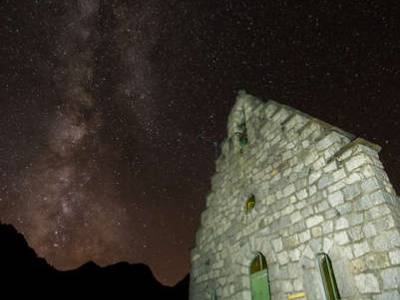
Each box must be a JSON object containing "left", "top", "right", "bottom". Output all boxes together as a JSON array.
[{"left": 250, "top": 252, "right": 271, "bottom": 300}]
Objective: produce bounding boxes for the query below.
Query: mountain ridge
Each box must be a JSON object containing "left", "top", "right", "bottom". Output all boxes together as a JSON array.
[{"left": 0, "top": 222, "right": 189, "bottom": 299}]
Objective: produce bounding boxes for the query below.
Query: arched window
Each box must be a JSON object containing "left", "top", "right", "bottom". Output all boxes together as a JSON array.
[
  {"left": 250, "top": 252, "right": 271, "bottom": 300},
  {"left": 317, "top": 253, "right": 341, "bottom": 300}
]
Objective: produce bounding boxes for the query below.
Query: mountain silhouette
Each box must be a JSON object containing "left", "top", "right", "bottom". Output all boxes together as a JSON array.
[{"left": 0, "top": 223, "right": 189, "bottom": 299}]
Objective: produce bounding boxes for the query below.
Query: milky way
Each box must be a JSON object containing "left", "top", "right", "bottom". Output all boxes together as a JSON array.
[
  {"left": 15, "top": 0, "right": 132, "bottom": 270},
  {"left": 1, "top": 0, "right": 400, "bottom": 285},
  {"left": 1, "top": 0, "right": 201, "bottom": 284}
]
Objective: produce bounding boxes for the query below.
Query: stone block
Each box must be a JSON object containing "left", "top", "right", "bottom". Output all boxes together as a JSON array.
[
  {"left": 380, "top": 267, "right": 400, "bottom": 290},
  {"left": 364, "top": 252, "right": 390, "bottom": 270},
  {"left": 353, "top": 240, "right": 370, "bottom": 257},
  {"left": 322, "top": 220, "right": 334, "bottom": 234},
  {"left": 334, "top": 231, "right": 349, "bottom": 245},
  {"left": 306, "top": 215, "right": 324, "bottom": 228},
  {"left": 345, "top": 173, "right": 362, "bottom": 184},
  {"left": 277, "top": 251, "right": 289, "bottom": 265},
  {"left": 337, "top": 203, "right": 353, "bottom": 215},
  {"left": 367, "top": 205, "right": 391, "bottom": 220},
  {"left": 316, "top": 132, "right": 343, "bottom": 150},
  {"left": 375, "top": 219, "right": 396, "bottom": 238},
  {"left": 293, "top": 278, "right": 303, "bottom": 291},
  {"left": 332, "top": 168, "right": 346, "bottom": 182},
  {"left": 309, "top": 184, "right": 317, "bottom": 195},
  {"left": 327, "top": 181, "right": 346, "bottom": 193},
  {"left": 355, "top": 273, "right": 380, "bottom": 293},
  {"left": 280, "top": 280, "right": 293, "bottom": 292},
  {"left": 373, "top": 230, "right": 400, "bottom": 251},
  {"left": 299, "top": 230, "right": 311, "bottom": 243},
  {"left": 328, "top": 191, "right": 344, "bottom": 207},
  {"left": 312, "top": 157, "right": 326, "bottom": 170},
  {"left": 318, "top": 174, "right": 334, "bottom": 190},
  {"left": 290, "top": 211, "right": 302, "bottom": 223},
  {"left": 389, "top": 250, "right": 400, "bottom": 265},
  {"left": 345, "top": 155, "right": 369, "bottom": 172},
  {"left": 285, "top": 235, "right": 300, "bottom": 248},
  {"left": 363, "top": 223, "right": 377, "bottom": 238},
  {"left": 361, "top": 177, "right": 381, "bottom": 193},
  {"left": 272, "top": 237, "right": 283, "bottom": 252},
  {"left": 301, "top": 206, "right": 314, "bottom": 218},
  {"left": 283, "top": 183, "right": 296, "bottom": 197},
  {"left": 322, "top": 238, "right": 333, "bottom": 253},
  {"left": 324, "top": 208, "right": 340, "bottom": 220},
  {"left": 315, "top": 200, "right": 330, "bottom": 213},
  {"left": 343, "top": 183, "right": 361, "bottom": 200},
  {"left": 323, "top": 161, "right": 337, "bottom": 173},
  {"left": 296, "top": 188, "right": 308, "bottom": 200},
  {"left": 348, "top": 226, "right": 364, "bottom": 242},
  {"left": 351, "top": 258, "right": 367, "bottom": 273},
  {"left": 373, "top": 291, "right": 400, "bottom": 300},
  {"left": 289, "top": 248, "right": 301, "bottom": 261},
  {"left": 335, "top": 217, "right": 350, "bottom": 230}
]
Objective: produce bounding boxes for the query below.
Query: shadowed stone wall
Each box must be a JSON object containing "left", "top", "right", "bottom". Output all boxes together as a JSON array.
[{"left": 189, "top": 91, "right": 400, "bottom": 300}]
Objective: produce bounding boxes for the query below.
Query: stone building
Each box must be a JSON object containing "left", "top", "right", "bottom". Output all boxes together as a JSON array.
[{"left": 189, "top": 91, "right": 400, "bottom": 300}]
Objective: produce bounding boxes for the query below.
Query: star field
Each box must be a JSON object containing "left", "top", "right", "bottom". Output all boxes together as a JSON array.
[{"left": 0, "top": 0, "right": 399, "bottom": 285}]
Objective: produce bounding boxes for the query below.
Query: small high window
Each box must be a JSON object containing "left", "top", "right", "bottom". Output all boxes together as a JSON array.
[
  {"left": 236, "top": 121, "right": 248, "bottom": 149},
  {"left": 317, "top": 253, "right": 341, "bottom": 300},
  {"left": 244, "top": 194, "right": 256, "bottom": 213},
  {"left": 233, "top": 106, "right": 249, "bottom": 153}
]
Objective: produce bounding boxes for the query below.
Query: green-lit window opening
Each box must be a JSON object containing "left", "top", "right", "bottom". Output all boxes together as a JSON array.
[
  {"left": 245, "top": 195, "right": 256, "bottom": 213},
  {"left": 211, "top": 290, "right": 218, "bottom": 300},
  {"left": 239, "top": 133, "right": 248, "bottom": 147},
  {"left": 235, "top": 122, "right": 248, "bottom": 150},
  {"left": 317, "top": 253, "right": 341, "bottom": 300}
]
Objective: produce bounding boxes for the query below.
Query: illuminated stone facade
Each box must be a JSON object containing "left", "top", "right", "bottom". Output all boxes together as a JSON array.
[{"left": 189, "top": 91, "right": 400, "bottom": 300}]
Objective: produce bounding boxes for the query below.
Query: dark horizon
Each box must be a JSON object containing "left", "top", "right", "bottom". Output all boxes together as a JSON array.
[
  {"left": 0, "top": 0, "right": 399, "bottom": 285},
  {"left": 0, "top": 222, "right": 189, "bottom": 299}
]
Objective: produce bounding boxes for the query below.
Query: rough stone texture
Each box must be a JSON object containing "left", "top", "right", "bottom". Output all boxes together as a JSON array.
[{"left": 189, "top": 92, "right": 400, "bottom": 300}]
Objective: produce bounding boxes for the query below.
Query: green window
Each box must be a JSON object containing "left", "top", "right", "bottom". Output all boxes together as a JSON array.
[
  {"left": 237, "top": 122, "right": 248, "bottom": 147},
  {"left": 235, "top": 119, "right": 248, "bottom": 153},
  {"left": 317, "top": 253, "right": 341, "bottom": 300},
  {"left": 250, "top": 253, "right": 271, "bottom": 300},
  {"left": 211, "top": 289, "right": 217, "bottom": 300}
]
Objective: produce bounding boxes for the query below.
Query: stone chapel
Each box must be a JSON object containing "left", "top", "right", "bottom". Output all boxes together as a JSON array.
[{"left": 189, "top": 91, "right": 400, "bottom": 300}]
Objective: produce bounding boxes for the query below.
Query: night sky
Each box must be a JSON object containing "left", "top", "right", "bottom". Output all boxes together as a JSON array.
[{"left": 0, "top": 0, "right": 399, "bottom": 285}]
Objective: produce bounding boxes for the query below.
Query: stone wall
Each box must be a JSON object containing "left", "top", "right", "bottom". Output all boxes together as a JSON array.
[{"left": 189, "top": 91, "right": 400, "bottom": 300}]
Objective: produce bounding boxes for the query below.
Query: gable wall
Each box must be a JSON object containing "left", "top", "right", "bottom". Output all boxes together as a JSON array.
[{"left": 189, "top": 92, "right": 400, "bottom": 300}]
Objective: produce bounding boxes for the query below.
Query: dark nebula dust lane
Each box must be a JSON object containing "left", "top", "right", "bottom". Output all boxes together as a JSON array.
[
  {"left": 9, "top": 0, "right": 133, "bottom": 271},
  {"left": 1, "top": 0, "right": 202, "bottom": 284},
  {"left": 1, "top": 0, "right": 400, "bottom": 285}
]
